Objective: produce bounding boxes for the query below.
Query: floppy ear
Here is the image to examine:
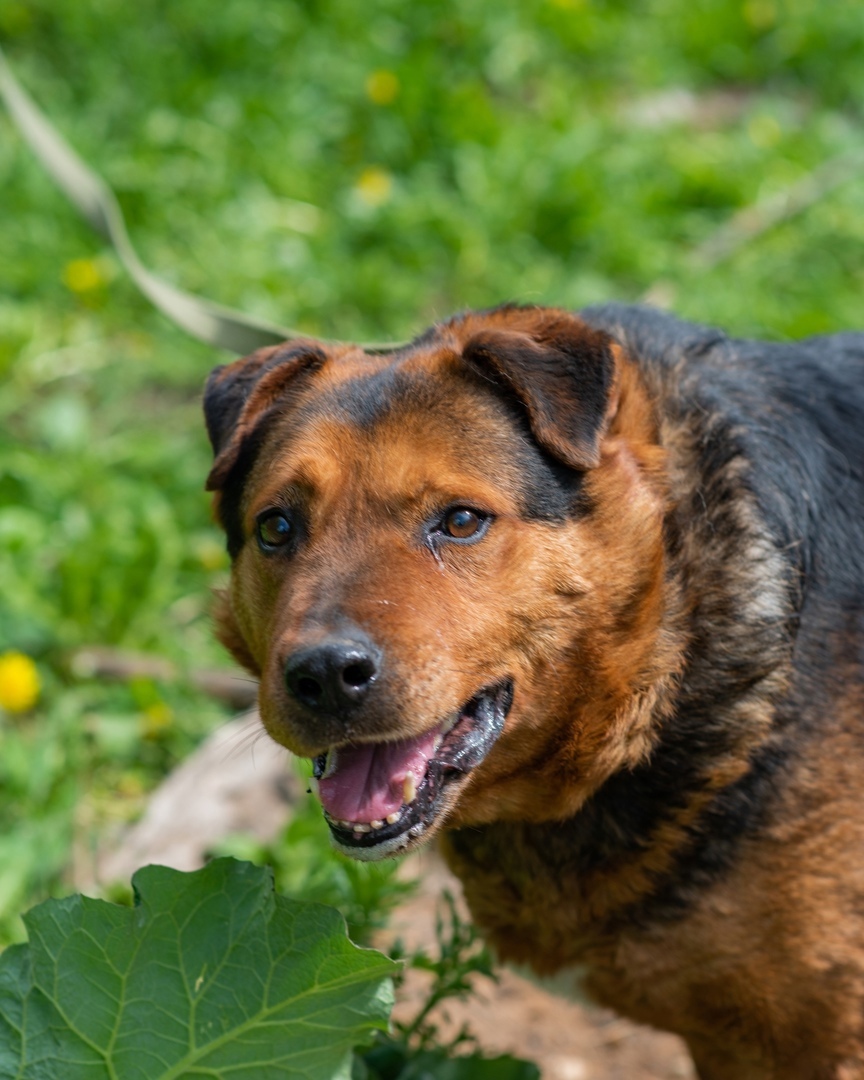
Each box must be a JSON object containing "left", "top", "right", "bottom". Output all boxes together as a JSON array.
[
  {"left": 203, "top": 340, "right": 327, "bottom": 491},
  {"left": 461, "top": 314, "right": 618, "bottom": 470}
]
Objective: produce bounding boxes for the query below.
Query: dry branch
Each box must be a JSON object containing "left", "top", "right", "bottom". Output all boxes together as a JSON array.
[{"left": 70, "top": 645, "right": 258, "bottom": 710}]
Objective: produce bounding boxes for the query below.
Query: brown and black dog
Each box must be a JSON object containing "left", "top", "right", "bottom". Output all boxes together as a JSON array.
[{"left": 203, "top": 303, "right": 864, "bottom": 1078}]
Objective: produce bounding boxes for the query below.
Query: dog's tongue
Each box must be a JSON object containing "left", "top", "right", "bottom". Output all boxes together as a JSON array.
[{"left": 317, "top": 729, "right": 441, "bottom": 823}]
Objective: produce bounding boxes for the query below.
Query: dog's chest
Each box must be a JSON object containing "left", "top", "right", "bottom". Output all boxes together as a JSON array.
[
  {"left": 439, "top": 823, "right": 735, "bottom": 1032},
  {"left": 440, "top": 824, "right": 640, "bottom": 978}
]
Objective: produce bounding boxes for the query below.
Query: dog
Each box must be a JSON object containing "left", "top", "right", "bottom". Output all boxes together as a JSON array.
[{"left": 203, "top": 303, "right": 864, "bottom": 1078}]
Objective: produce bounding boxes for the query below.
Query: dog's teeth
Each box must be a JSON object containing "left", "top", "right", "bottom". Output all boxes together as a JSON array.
[
  {"left": 386, "top": 811, "right": 400, "bottom": 825},
  {"left": 433, "top": 735, "right": 442, "bottom": 752},
  {"left": 370, "top": 819, "right": 384, "bottom": 830},
  {"left": 353, "top": 823, "right": 371, "bottom": 834},
  {"left": 403, "top": 773, "right": 417, "bottom": 804},
  {"left": 322, "top": 749, "right": 338, "bottom": 779}
]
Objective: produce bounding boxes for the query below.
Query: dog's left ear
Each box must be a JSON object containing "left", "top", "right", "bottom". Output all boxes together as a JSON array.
[
  {"left": 203, "top": 340, "right": 327, "bottom": 491},
  {"left": 462, "top": 316, "right": 618, "bottom": 470}
]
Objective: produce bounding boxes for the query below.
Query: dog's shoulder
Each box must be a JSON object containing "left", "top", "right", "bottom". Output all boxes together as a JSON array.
[
  {"left": 581, "top": 301, "right": 864, "bottom": 428},
  {"left": 582, "top": 303, "right": 864, "bottom": 555}
]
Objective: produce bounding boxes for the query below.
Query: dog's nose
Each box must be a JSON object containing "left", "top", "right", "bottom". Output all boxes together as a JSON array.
[{"left": 284, "top": 635, "right": 381, "bottom": 713}]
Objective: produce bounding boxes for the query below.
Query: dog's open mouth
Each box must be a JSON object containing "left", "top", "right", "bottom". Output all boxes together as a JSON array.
[{"left": 311, "top": 679, "right": 513, "bottom": 858}]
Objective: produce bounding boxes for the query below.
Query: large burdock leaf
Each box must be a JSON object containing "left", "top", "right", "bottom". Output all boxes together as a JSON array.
[{"left": 0, "top": 858, "right": 397, "bottom": 1080}]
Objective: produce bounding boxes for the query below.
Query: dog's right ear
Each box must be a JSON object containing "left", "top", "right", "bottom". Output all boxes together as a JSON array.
[
  {"left": 203, "top": 341, "right": 327, "bottom": 491},
  {"left": 461, "top": 313, "right": 618, "bottom": 471}
]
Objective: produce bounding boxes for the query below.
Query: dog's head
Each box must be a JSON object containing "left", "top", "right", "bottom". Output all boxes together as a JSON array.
[{"left": 204, "top": 305, "right": 671, "bottom": 859}]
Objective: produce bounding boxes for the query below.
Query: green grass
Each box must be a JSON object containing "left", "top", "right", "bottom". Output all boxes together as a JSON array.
[{"left": 2, "top": 0, "right": 864, "bottom": 941}]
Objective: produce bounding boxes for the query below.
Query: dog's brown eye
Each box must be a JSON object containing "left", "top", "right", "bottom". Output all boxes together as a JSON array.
[
  {"left": 256, "top": 511, "right": 293, "bottom": 551},
  {"left": 443, "top": 508, "right": 484, "bottom": 540}
]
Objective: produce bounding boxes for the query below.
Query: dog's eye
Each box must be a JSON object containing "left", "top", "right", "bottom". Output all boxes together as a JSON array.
[
  {"left": 256, "top": 510, "right": 294, "bottom": 551},
  {"left": 441, "top": 507, "right": 488, "bottom": 541}
]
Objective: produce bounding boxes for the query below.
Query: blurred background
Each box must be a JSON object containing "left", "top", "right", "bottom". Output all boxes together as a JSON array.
[{"left": 1, "top": 0, "right": 863, "bottom": 945}]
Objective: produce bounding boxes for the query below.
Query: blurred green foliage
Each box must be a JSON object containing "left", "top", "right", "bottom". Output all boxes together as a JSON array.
[{"left": 1, "top": 0, "right": 863, "bottom": 941}]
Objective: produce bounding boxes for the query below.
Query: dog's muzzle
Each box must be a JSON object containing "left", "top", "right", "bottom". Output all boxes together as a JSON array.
[{"left": 311, "top": 678, "right": 514, "bottom": 860}]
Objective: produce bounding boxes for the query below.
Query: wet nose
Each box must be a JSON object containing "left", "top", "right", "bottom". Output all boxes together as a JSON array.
[{"left": 284, "top": 635, "right": 381, "bottom": 714}]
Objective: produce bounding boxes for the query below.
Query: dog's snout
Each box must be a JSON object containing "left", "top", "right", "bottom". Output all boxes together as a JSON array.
[{"left": 284, "top": 636, "right": 381, "bottom": 714}]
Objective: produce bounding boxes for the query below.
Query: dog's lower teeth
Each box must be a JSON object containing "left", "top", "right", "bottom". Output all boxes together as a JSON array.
[
  {"left": 353, "top": 823, "right": 371, "bottom": 833},
  {"left": 370, "top": 819, "right": 383, "bottom": 829},
  {"left": 386, "top": 811, "right": 400, "bottom": 825},
  {"left": 403, "top": 773, "right": 417, "bottom": 804}
]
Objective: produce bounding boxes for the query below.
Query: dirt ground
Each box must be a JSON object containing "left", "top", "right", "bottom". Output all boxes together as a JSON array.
[{"left": 386, "top": 850, "right": 696, "bottom": 1080}]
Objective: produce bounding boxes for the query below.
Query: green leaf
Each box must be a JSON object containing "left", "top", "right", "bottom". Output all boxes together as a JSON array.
[
  {"left": 361, "top": 1043, "right": 540, "bottom": 1080},
  {"left": 397, "top": 1051, "right": 540, "bottom": 1080},
  {"left": 0, "top": 945, "right": 30, "bottom": 1073},
  {"left": 0, "top": 858, "right": 398, "bottom": 1080}
]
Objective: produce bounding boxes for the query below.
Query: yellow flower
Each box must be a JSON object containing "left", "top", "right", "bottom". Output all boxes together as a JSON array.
[
  {"left": 63, "top": 257, "right": 106, "bottom": 294},
  {"left": 0, "top": 651, "right": 40, "bottom": 713},
  {"left": 354, "top": 167, "right": 394, "bottom": 208},
  {"left": 365, "top": 69, "right": 400, "bottom": 106},
  {"left": 747, "top": 114, "right": 782, "bottom": 149},
  {"left": 141, "top": 701, "right": 173, "bottom": 739},
  {"left": 196, "top": 536, "right": 229, "bottom": 572},
  {"left": 743, "top": 0, "right": 777, "bottom": 30},
  {"left": 117, "top": 772, "right": 145, "bottom": 799}
]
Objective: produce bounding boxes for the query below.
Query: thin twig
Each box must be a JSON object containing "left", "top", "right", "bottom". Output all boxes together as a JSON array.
[
  {"left": 692, "top": 149, "right": 864, "bottom": 269},
  {"left": 69, "top": 646, "right": 258, "bottom": 710}
]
